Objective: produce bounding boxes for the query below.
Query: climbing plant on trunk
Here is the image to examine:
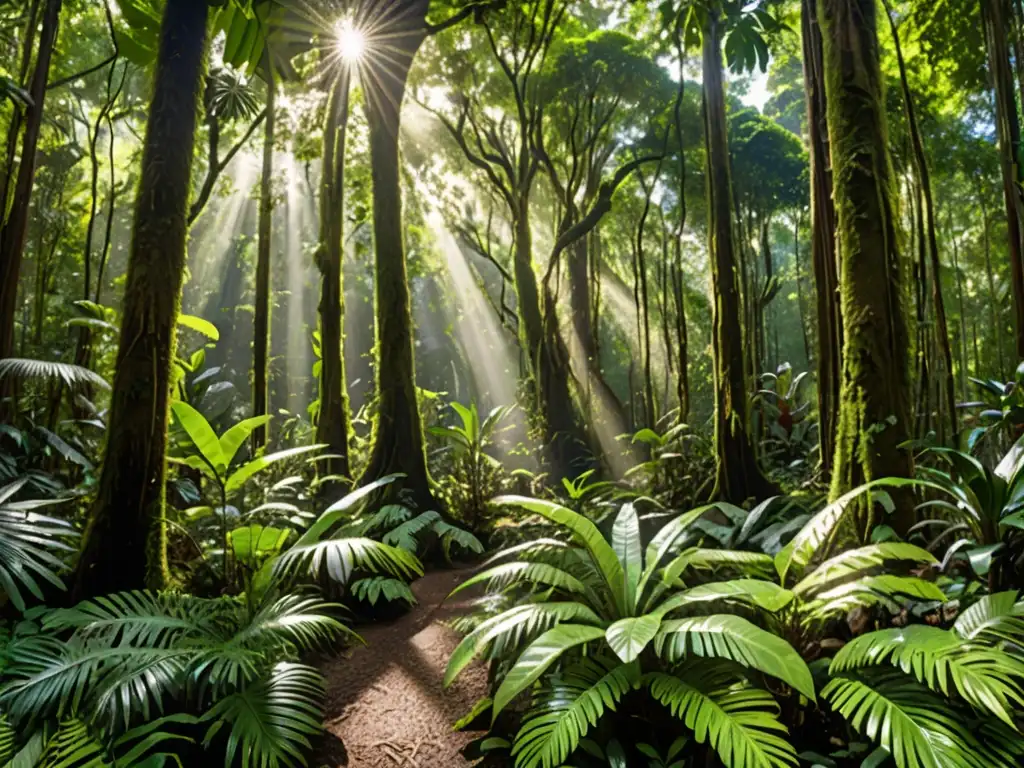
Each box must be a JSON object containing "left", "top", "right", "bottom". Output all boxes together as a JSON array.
[{"left": 74, "top": 0, "right": 208, "bottom": 598}]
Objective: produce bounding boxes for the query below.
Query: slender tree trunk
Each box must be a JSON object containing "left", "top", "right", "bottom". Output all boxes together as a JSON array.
[
  {"left": 913, "top": 183, "right": 932, "bottom": 438},
  {"left": 0, "top": 0, "right": 62, "bottom": 366},
  {"left": 315, "top": 68, "right": 353, "bottom": 488},
  {"left": 637, "top": 170, "right": 658, "bottom": 428},
  {"left": 703, "top": 6, "right": 772, "bottom": 503},
  {"left": 982, "top": 0, "right": 1024, "bottom": 359},
  {"left": 359, "top": 0, "right": 436, "bottom": 507},
  {"left": 884, "top": 0, "right": 956, "bottom": 440},
  {"left": 978, "top": 182, "right": 1004, "bottom": 375},
  {"left": 252, "top": 67, "right": 275, "bottom": 449},
  {"left": 672, "top": 24, "right": 690, "bottom": 423},
  {"left": 0, "top": 0, "right": 41, "bottom": 220},
  {"left": 74, "top": 0, "right": 208, "bottom": 598},
  {"left": 949, "top": 221, "right": 969, "bottom": 394},
  {"left": 801, "top": 0, "right": 842, "bottom": 476},
  {"left": 820, "top": 0, "right": 914, "bottom": 531},
  {"left": 794, "top": 210, "right": 812, "bottom": 364}
]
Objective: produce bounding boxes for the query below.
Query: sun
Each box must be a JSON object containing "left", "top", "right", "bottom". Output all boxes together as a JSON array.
[{"left": 335, "top": 19, "right": 366, "bottom": 62}]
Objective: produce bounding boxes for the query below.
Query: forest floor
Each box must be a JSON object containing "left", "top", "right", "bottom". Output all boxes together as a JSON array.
[{"left": 315, "top": 567, "right": 490, "bottom": 768}]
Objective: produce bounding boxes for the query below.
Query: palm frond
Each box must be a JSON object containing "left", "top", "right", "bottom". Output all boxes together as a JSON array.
[
  {"left": 0, "top": 480, "right": 77, "bottom": 612},
  {"left": 655, "top": 614, "right": 815, "bottom": 700},
  {"left": 433, "top": 519, "right": 485, "bottom": 559},
  {"left": 203, "top": 662, "right": 325, "bottom": 768},
  {"left": 351, "top": 576, "right": 416, "bottom": 606},
  {"left": 793, "top": 543, "right": 937, "bottom": 598},
  {"left": 512, "top": 655, "right": 639, "bottom": 768},
  {"left": 646, "top": 669, "right": 798, "bottom": 768},
  {"left": 445, "top": 602, "right": 603, "bottom": 687},
  {"left": 450, "top": 561, "right": 590, "bottom": 598},
  {"left": 829, "top": 625, "right": 1024, "bottom": 725},
  {"left": 822, "top": 671, "right": 1005, "bottom": 768},
  {"left": 953, "top": 591, "right": 1024, "bottom": 644},
  {"left": 271, "top": 536, "right": 422, "bottom": 586},
  {"left": 0, "top": 359, "right": 109, "bottom": 391},
  {"left": 383, "top": 510, "right": 441, "bottom": 550}
]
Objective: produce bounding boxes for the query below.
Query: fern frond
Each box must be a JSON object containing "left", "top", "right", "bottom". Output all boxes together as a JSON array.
[
  {"left": 953, "top": 592, "right": 1024, "bottom": 644},
  {"left": 383, "top": 510, "right": 442, "bottom": 551},
  {"left": 272, "top": 536, "right": 423, "bottom": 586},
  {"left": 351, "top": 576, "right": 416, "bottom": 606}
]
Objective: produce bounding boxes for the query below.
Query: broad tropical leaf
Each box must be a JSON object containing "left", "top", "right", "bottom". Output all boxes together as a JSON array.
[
  {"left": 492, "top": 624, "right": 606, "bottom": 719},
  {"left": 605, "top": 615, "right": 660, "bottom": 663}
]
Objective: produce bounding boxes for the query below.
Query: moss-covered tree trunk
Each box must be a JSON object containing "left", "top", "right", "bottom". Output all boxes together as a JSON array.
[
  {"left": 820, "top": 0, "right": 914, "bottom": 531},
  {"left": 252, "top": 67, "right": 276, "bottom": 450},
  {"left": 982, "top": 0, "right": 1024, "bottom": 359},
  {"left": 73, "top": 0, "right": 207, "bottom": 599},
  {"left": 359, "top": 0, "right": 436, "bottom": 507},
  {"left": 800, "top": 0, "right": 842, "bottom": 475},
  {"left": 0, "top": 0, "right": 61, "bottom": 366},
  {"left": 703, "top": 7, "right": 773, "bottom": 503},
  {"left": 315, "top": 68, "right": 352, "bottom": 488}
]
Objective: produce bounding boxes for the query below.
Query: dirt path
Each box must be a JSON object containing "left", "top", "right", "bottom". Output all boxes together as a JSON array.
[{"left": 316, "top": 568, "right": 489, "bottom": 768}]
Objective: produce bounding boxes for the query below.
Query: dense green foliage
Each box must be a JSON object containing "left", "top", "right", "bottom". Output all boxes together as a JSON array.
[{"left": 2, "top": 0, "right": 1024, "bottom": 763}]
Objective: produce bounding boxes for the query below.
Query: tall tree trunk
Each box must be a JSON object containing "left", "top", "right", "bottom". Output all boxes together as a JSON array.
[
  {"left": 884, "top": 0, "right": 957, "bottom": 440},
  {"left": 672, "top": 24, "right": 690, "bottom": 423},
  {"left": 0, "top": 0, "right": 41, "bottom": 223},
  {"left": 0, "top": 0, "right": 62, "bottom": 366},
  {"left": 982, "top": 0, "right": 1024, "bottom": 359},
  {"left": 359, "top": 0, "right": 436, "bottom": 507},
  {"left": 703, "top": 6, "right": 772, "bottom": 503},
  {"left": 801, "top": 0, "right": 842, "bottom": 476},
  {"left": 794, "top": 210, "right": 812, "bottom": 364},
  {"left": 978, "top": 181, "right": 1004, "bottom": 375},
  {"left": 820, "top": 0, "right": 914, "bottom": 532},
  {"left": 315, "top": 68, "right": 353, "bottom": 490},
  {"left": 74, "top": 0, "right": 207, "bottom": 598},
  {"left": 252, "top": 67, "right": 276, "bottom": 449}
]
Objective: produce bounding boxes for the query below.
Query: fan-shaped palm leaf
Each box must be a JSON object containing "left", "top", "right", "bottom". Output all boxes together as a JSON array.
[
  {"left": 0, "top": 359, "right": 109, "bottom": 391},
  {"left": 350, "top": 576, "right": 416, "bottom": 606},
  {"left": 512, "top": 655, "right": 640, "bottom": 768},
  {"left": 271, "top": 536, "right": 422, "bottom": 587},
  {"left": 646, "top": 669, "right": 798, "bottom": 768}
]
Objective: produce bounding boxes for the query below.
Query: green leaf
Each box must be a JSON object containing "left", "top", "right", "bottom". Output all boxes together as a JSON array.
[
  {"left": 611, "top": 503, "right": 642, "bottom": 613},
  {"left": 177, "top": 313, "right": 220, "bottom": 341},
  {"left": 606, "top": 615, "right": 661, "bottom": 663},
  {"left": 492, "top": 624, "right": 606, "bottom": 720},
  {"left": 646, "top": 670, "right": 798, "bottom": 768},
  {"left": 171, "top": 401, "right": 225, "bottom": 473},
  {"left": 793, "top": 543, "right": 937, "bottom": 598},
  {"left": 444, "top": 602, "right": 602, "bottom": 688},
  {"left": 512, "top": 655, "right": 639, "bottom": 768},
  {"left": 656, "top": 614, "right": 815, "bottom": 700},
  {"left": 218, "top": 415, "right": 272, "bottom": 468},
  {"left": 225, "top": 445, "right": 324, "bottom": 494},
  {"left": 493, "top": 496, "right": 625, "bottom": 613},
  {"left": 776, "top": 480, "right": 915, "bottom": 583},
  {"left": 656, "top": 579, "right": 795, "bottom": 615}
]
